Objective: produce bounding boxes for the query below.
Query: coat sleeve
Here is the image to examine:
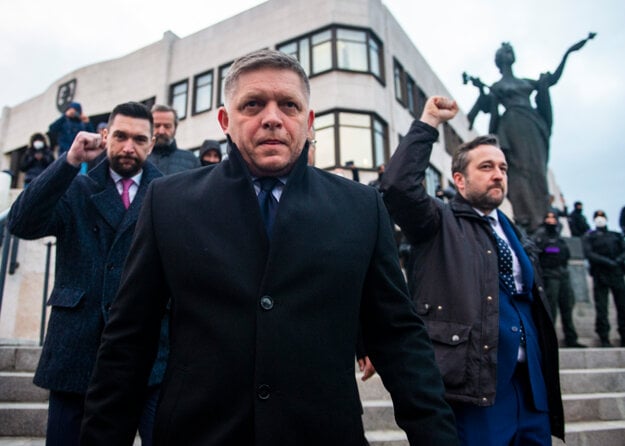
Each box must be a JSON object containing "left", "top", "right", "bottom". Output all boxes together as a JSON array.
[
  {"left": 81, "top": 182, "right": 169, "bottom": 446},
  {"left": 360, "top": 191, "right": 458, "bottom": 445},
  {"left": 8, "top": 154, "right": 79, "bottom": 239},
  {"left": 380, "top": 120, "right": 443, "bottom": 244}
]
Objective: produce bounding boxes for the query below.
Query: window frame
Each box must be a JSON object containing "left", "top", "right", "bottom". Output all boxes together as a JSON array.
[
  {"left": 169, "top": 79, "right": 189, "bottom": 120},
  {"left": 276, "top": 24, "right": 385, "bottom": 84},
  {"left": 192, "top": 69, "right": 214, "bottom": 116}
]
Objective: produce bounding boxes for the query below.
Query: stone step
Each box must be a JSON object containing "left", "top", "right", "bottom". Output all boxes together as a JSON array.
[
  {"left": 564, "top": 392, "right": 625, "bottom": 422},
  {"left": 0, "top": 403, "right": 47, "bottom": 437},
  {"left": 0, "top": 373, "right": 47, "bottom": 402},
  {"left": 559, "top": 346, "right": 625, "bottom": 369},
  {"left": 364, "top": 430, "right": 407, "bottom": 446},
  {"left": 0, "top": 347, "right": 40, "bottom": 373},
  {"left": 560, "top": 368, "right": 625, "bottom": 394},
  {"left": 563, "top": 420, "right": 625, "bottom": 446}
]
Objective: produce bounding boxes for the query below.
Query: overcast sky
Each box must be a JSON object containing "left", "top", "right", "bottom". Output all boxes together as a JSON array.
[{"left": 1, "top": 0, "right": 623, "bottom": 227}]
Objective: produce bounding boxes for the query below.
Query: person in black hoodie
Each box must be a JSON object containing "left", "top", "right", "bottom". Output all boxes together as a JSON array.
[
  {"left": 199, "top": 139, "right": 222, "bottom": 166},
  {"left": 583, "top": 210, "right": 625, "bottom": 347},
  {"left": 532, "top": 211, "right": 585, "bottom": 347},
  {"left": 20, "top": 133, "right": 55, "bottom": 186}
]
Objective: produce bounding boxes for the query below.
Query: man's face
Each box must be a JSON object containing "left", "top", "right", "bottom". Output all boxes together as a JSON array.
[
  {"left": 153, "top": 111, "right": 177, "bottom": 146},
  {"left": 218, "top": 68, "right": 314, "bottom": 177},
  {"left": 106, "top": 114, "right": 154, "bottom": 177},
  {"left": 453, "top": 144, "right": 507, "bottom": 213}
]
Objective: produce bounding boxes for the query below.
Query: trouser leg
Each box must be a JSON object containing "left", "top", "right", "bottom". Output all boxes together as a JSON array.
[
  {"left": 46, "top": 390, "right": 84, "bottom": 446},
  {"left": 593, "top": 277, "right": 610, "bottom": 341},
  {"left": 559, "top": 274, "right": 579, "bottom": 344}
]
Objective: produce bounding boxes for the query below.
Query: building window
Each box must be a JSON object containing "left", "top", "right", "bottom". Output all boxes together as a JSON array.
[
  {"left": 314, "top": 110, "right": 387, "bottom": 170},
  {"left": 218, "top": 63, "right": 232, "bottom": 106},
  {"left": 443, "top": 122, "right": 464, "bottom": 157},
  {"left": 169, "top": 80, "right": 188, "bottom": 120},
  {"left": 425, "top": 165, "right": 442, "bottom": 198},
  {"left": 394, "top": 58, "right": 427, "bottom": 117},
  {"left": 277, "top": 26, "right": 383, "bottom": 81},
  {"left": 193, "top": 70, "right": 213, "bottom": 115}
]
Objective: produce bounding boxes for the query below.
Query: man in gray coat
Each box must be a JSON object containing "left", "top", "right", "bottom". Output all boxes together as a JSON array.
[{"left": 9, "top": 102, "right": 165, "bottom": 446}]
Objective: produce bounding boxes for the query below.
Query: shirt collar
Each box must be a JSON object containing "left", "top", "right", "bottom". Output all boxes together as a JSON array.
[{"left": 110, "top": 168, "right": 143, "bottom": 185}]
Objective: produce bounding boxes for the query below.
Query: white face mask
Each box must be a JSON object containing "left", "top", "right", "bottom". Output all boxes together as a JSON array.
[
  {"left": 594, "top": 216, "right": 607, "bottom": 228},
  {"left": 33, "top": 140, "right": 45, "bottom": 149}
]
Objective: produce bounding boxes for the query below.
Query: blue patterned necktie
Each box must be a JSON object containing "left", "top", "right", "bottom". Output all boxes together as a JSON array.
[
  {"left": 256, "top": 177, "right": 280, "bottom": 236},
  {"left": 486, "top": 217, "right": 517, "bottom": 294}
]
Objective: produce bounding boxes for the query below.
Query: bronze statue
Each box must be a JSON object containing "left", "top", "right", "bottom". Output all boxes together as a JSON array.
[{"left": 464, "top": 33, "right": 595, "bottom": 232}]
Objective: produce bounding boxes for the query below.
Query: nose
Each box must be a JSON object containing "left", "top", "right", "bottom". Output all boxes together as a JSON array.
[
  {"left": 121, "top": 139, "right": 136, "bottom": 154},
  {"left": 261, "top": 102, "right": 283, "bottom": 130}
]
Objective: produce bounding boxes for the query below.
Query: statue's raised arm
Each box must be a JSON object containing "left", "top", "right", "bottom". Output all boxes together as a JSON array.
[{"left": 542, "top": 32, "right": 596, "bottom": 88}]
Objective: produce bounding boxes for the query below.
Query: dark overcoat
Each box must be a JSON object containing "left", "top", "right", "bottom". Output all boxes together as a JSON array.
[
  {"left": 8, "top": 155, "right": 165, "bottom": 393},
  {"left": 81, "top": 144, "right": 459, "bottom": 445}
]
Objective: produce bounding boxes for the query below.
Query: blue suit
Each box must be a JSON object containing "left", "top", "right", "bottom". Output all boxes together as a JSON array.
[{"left": 453, "top": 212, "right": 551, "bottom": 445}]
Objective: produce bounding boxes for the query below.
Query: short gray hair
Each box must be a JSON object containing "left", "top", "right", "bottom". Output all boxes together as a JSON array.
[{"left": 224, "top": 49, "right": 310, "bottom": 106}]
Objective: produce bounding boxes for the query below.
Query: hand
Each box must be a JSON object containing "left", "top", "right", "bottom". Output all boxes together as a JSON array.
[
  {"left": 80, "top": 113, "right": 90, "bottom": 123},
  {"left": 420, "top": 96, "right": 458, "bottom": 128},
  {"left": 358, "top": 356, "right": 376, "bottom": 381},
  {"left": 66, "top": 131, "right": 104, "bottom": 167}
]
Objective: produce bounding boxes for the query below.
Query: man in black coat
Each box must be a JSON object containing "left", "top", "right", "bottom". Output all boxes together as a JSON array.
[
  {"left": 583, "top": 210, "right": 625, "bottom": 347},
  {"left": 9, "top": 102, "right": 166, "bottom": 446},
  {"left": 80, "top": 49, "right": 457, "bottom": 445},
  {"left": 381, "top": 97, "right": 564, "bottom": 445},
  {"left": 532, "top": 211, "right": 585, "bottom": 347}
]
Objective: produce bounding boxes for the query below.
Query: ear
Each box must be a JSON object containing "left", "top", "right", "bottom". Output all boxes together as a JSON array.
[
  {"left": 217, "top": 107, "right": 229, "bottom": 133},
  {"left": 452, "top": 171, "right": 465, "bottom": 193},
  {"left": 307, "top": 109, "right": 315, "bottom": 131}
]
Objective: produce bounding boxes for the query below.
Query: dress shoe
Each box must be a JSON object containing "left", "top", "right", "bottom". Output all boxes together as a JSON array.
[
  {"left": 565, "top": 341, "right": 587, "bottom": 348},
  {"left": 600, "top": 339, "right": 613, "bottom": 348}
]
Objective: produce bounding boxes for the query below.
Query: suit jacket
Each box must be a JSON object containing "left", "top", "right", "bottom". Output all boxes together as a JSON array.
[
  {"left": 8, "top": 155, "right": 165, "bottom": 393},
  {"left": 81, "top": 143, "right": 458, "bottom": 446}
]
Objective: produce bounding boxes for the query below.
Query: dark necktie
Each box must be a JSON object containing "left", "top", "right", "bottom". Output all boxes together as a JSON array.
[
  {"left": 486, "top": 216, "right": 526, "bottom": 352},
  {"left": 486, "top": 217, "right": 517, "bottom": 294},
  {"left": 257, "top": 177, "right": 279, "bottom": 236}
]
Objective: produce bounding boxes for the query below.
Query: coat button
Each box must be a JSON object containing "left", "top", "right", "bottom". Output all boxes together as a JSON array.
[
  {"left": 260, "top": 296, "right": 273, "bottom": 310},
  {"left": 486, "top": 295, "right": 493, "bottom": 301},
  {"left": 104, "top": 303, "right": 111, "bottom": 311},
  {"left": 451, "top": 335, "right": 460, "bottom": 342},
  {"left": 511, "top": 326, "right": 519, "bottom": 333},
  {"left": 107, "top": 263, "right": 114, "bottom": 271},
  {"left": 257, "top": 384, "right": 271, "bottom": 400}
]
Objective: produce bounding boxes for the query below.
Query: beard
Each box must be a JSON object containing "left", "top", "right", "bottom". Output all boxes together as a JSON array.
[
  {"left": 464, "top": 184, "right": 505, "bottom": 213},
  {"left": 110, "top": 155, "right": 142, "bottom": 177},
  {"left": 154, "top": 134, "right": 173, "bottom": 147}
]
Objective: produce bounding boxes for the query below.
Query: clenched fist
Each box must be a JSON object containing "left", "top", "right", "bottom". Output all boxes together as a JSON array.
[{"left": 66, "top": 132, "right": 104, "bottom": 167}]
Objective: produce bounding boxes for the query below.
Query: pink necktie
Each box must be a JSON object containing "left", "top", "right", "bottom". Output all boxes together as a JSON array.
[{"left": 120, "top": 178, "right": 133, "bottom": 210}]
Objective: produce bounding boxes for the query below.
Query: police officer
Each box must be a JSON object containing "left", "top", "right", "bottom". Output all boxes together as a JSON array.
[
  {"left": 583, "top": 210, "right": 625, "bottom": 347},
  {"left": 533, "top": 212, "right": 585, "bottom": 347}
]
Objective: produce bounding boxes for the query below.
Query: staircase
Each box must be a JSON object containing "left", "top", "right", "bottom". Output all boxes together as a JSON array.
[{"left": 2, "top": 304, "right": 625, "bottom": 444}]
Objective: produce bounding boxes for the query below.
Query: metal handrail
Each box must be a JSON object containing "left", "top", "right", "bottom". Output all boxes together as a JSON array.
[
  {"left": 0, "top": 207, "right": 55, "bottom": 345},
  {"left": 0, "top": 207, "right": 12, "bottom": 317}
]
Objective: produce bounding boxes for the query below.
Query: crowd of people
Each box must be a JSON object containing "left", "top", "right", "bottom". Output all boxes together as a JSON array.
[{"left": 7, "top": 49, "right": 625, "bottom": 446}]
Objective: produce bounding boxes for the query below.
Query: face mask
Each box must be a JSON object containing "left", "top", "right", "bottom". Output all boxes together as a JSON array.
[
  {"left": 545, "top": 223, "right": 558, "bottom": 232},
  {"left": 594, "top": 216, "right": 607, "bottom": 228},
  {"left": 33, "top": 140, "right": 45, "bottom": 150}
]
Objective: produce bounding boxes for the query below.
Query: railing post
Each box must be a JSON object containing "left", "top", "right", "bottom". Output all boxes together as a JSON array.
[
  {"left": 0, "top": 216, "right": 12, "bottom": 317},
  {"left": 39, "top": 240, "right": 53, "bottom": 346}
]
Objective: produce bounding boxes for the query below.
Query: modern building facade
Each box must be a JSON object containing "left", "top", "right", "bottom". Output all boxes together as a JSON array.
[{"left": 0, "top": 0, "right": 479, "bottom": 197}]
